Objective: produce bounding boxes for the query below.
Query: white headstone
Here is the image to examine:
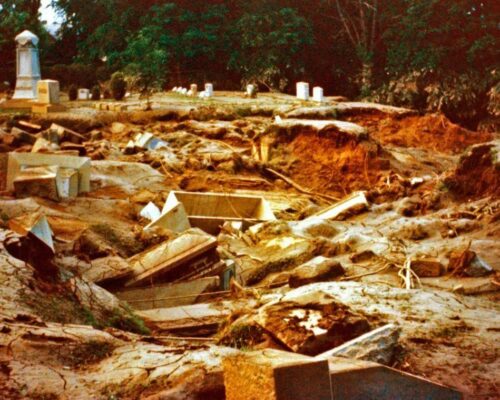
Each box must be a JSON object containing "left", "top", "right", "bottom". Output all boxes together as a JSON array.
[
  {"left": 313, "top": 86, "right": 324, "bottom": 103},
  {"left": 78, "top": 88, "right": 90, "bottom": 100},
  {"left": 37, "top": 80, "right": 60, "bottom": 104},
  {"left": 190, "top": 84, "right": 198, "bottom": 96},
  {"left": 246, "top": 84, "right": 257, "bottom": 98},
  {"left": 205, "top": 83, "right": 213, "bottom": 97},
  {"left": 296, "top": 82, "right": 309, "bottom": 101},
  {"left": 13, "top": 30, "right": 41, "bottom": 100}
]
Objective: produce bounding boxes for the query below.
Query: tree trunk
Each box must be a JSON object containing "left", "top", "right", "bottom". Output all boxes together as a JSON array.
[{"left": 360, "top": 62, "right": 374, "bottom": 96}]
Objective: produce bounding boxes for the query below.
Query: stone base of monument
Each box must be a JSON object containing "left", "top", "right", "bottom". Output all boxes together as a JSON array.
[
  {"left": 0, "top": 98, "right": 36, "bottom": 110},
  {"left": 31, "top": 103, "right": 68, "bottom": 114}
]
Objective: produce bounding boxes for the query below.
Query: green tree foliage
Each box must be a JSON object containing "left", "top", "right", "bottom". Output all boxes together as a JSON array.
[
  {"left": 228, "top": 7, "right": 313, "bottom": 91},
  {"left": 374, "top": 0, "right": 500, "bottom": 125},
  {"left": 5, "top": 0, "right": 496, "bottom": 127},
  {"left": 0, "top": 0, "right": 48, "bottom": 80},
  {"left": 123, "top": 26, "right": 168, "bottom": 109},
  {"left": 110, "top": 72, "right": 127, "bottom": 101}
]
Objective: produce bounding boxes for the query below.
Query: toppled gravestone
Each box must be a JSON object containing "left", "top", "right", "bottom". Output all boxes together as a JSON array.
[
  {"left": 255, "top": 290, "right": 371, "bottom": 356},
  {"left": 316, "top": 323, "right": 401, "bottom": 365},
  {"left": 222, "top": 349, "right": 332, "bottom": 400}
]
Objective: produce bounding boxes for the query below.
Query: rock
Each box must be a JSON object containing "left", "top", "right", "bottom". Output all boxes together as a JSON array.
[
  {"left": 316, "top": 323, "right": 401, "bottom": 365},
  {"left": 288, "top": 256, "right": 345, "bottom": 288},
  {"left": 110, "top": 122, "right": 127, "bottom": 134},
  {"left": 90, "top": 130, "right": 103, "bottom": 140},
  {"left": 448, "top": 250, "right": 492, "bottom": 277},
  {"left": 464, "top": 255, "right": 493, "bottom": 277},
  {"left": 410, "top": 259, "right": 443, "bottom": 277}
]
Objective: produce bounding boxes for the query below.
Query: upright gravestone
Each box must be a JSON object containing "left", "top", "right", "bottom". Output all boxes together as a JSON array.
[
  {"left": 205, "top": 83, "right": 214, "bottom": 97},
  {"left": 32, "top": 80, "right": 67, "bottom": 114},
  {"left": 78, "top": 89, "right": 90, "bottom": 100},
  {"left": 190, "top": 84, "right": 198, "bottom": 96},
  {"left": 313, "top": 87, "right": 324, "bottom": 103},
  {"left": 296, "top": 82, "right": 309, "bottom": 101},
  {"left": 13, "top": 30, "right": 41, "bottom": 100}
]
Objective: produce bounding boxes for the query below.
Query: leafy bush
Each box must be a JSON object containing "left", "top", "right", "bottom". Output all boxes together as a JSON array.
[
  {"left": 110, "top": 72, "right": 127, "bottom": 101},
  {"left": 68, "top": 85, "right": 78, "bottom": 101},
  {"left": 91, "top": 85, "right": 101, "bottom": 100},
  {"left": 45, "top": 64, "right": 97, "bottom": 89}
]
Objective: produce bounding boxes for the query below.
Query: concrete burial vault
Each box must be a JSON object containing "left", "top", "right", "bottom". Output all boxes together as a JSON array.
[
  {"left": 7, "top": 152, "right": 91, "bottom": 200},
  {"left": 146, "top": 191, "right": 276, "bottom": 234}
]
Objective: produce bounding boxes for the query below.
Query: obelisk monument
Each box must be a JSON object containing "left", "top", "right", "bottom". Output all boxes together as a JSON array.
[{"left": 12, "top": 30, "right": 41, "bottom": 100}]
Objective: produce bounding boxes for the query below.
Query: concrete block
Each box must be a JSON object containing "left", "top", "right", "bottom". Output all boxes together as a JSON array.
[
  {"left": 316, "top": 324, "right": 400, "bottom": 365},
  {"left": 37, "top": 79, "right": 60, "bottom": 104},
  {"left": 328, "top": 357, "right": 462, "bottom": 399},
  {"left": 7, "top": 152, "right": 91, "bottom": 194},
  {"left": 13, "top": 165, "right": 60, "bottom": 200},
  {"left": 152, "top": 190, "right": 276, "bottom": 235},
  {"left": 114, "top": 276, "right": 220, "bottom": 310},
  {"left": 223, "top": 349, "right": 332, "bottom": 400}
]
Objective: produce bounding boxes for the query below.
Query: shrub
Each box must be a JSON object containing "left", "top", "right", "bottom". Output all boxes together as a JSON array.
[
  {"left": 103, "top": 88, "right": 112, "bottom": 99},
  {"left": 91, "top": 85, "right": 101, "bottom": 100},
  {"left": 110, "top": 72, "right": 127, "bottom": 101},
  {"left": 68, "top": 85, "right": 78, "bottom": 101}
]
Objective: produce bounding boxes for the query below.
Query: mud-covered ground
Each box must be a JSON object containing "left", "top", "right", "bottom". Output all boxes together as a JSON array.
[{"left": 0, "top": 92, "right": 498, "bottom": 399}]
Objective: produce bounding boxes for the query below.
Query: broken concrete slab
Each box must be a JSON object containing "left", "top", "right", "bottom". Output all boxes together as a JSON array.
[
  {"left": 272, "top": 118, "right": 368, "bottom": 139},
  {"left": 124, "top": 229, "right": 221, "bottom": 287},
  {"left": 421, "top": 276, "right": 499, "bottom": 294},
  {"left": 306, "top": 191, "right": 368, "bottom": 221},
  {"left": 255, "top": 290, "right": 371, "bottom": 356},
  {"left": 150, "top": 190, "right": 276, "bottom": 235},
  {"left": 328, "top": 357, "right": 462, "bottom": 399},
  {"left": 31, "top": 137, "right": 59, "bottom": 153},
  {"left": 49, "top": 123, "right": 87, "bottom": 144},
  {"left": 8, "top": 211, "right": 54, "bottom": 253},
  {"left": 288, "top": 256, "right": 345, "bottom": 288},
  {"left": 7, "top": 152, "right": 91, "bottom": 195},
  {"left": 223, "top": 349, "right": 332, "bottom": 400},
  {"left": 114, "top": 276, "right": 220, "bottom": 310},
  {"left": 139, "top": 201, "right": 161, "bottom": 221},
  {"left": 80, "top": 255, "right": 133, "bottom": 284},
  {"left": 316, "top": 323, "right": 400, "bottom": 365},
  {"left": 133, "top": 132, "right": 167, "bottom": 150},
  {"left": 145, "top": 199, "right": 191, "bottom": 233},
  {"left": 334, "top": 101, "right": 416, "bottom": 117},
  {"left": 137, "top": 300, "right": 243, "bottom": 335}
]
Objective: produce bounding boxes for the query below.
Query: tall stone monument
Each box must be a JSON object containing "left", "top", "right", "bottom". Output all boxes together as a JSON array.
[{"left": 13, "top": 30, "right": 41, "bottom": 100}]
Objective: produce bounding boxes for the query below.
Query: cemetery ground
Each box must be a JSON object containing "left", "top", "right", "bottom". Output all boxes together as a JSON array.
[{"left": 0, "top": 91, "right": 499, "bottom": 399}]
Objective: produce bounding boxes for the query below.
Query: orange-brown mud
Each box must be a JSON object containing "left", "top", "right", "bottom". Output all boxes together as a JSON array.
[
  {"left": 277, "top": 130, "right": 389, "bottom": 197},
  {"left": 445, "top": 141, "right": 500, "bottom": 200},
  {"left": 349, "top": 113, "right": 493, "bottom": 154}
]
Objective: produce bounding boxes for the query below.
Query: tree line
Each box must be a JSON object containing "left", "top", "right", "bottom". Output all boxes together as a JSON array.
[{"left": 0, "top": 0, "right": 498, "bottom": 128}]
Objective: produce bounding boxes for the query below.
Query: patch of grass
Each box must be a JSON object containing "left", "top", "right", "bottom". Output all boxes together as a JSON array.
[
  {"left": 91, "top": 223, "right": 123, "bottom": 247},
  {"left": 105, "top": 306, "right": 151, "bottom": 335},
  {"left": 59, "top": 340, "right": 115, "bottom": 368}
]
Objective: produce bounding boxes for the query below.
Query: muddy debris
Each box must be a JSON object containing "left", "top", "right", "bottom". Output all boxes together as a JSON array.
[{"left": 0, "top": 95, "right": 498, "bottom": 399}]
